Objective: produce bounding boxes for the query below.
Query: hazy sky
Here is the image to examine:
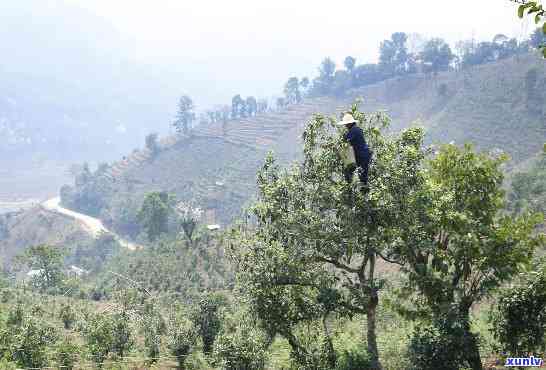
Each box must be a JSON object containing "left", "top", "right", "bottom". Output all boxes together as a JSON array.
[{"left": 68, "top": 0, "right": 536, "bottom": 106}]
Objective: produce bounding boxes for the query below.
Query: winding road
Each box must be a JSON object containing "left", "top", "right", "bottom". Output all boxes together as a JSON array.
[{"left": 42, "top": 197, "right": 141, "bottom": 251}]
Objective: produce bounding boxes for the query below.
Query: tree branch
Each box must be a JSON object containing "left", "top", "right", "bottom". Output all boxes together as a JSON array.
[
  {"left": 315, "top": 256, "right": 360, "bottom": 274},
  {"left": 376, "top": 250, "right": 404, "bottom": 266}
]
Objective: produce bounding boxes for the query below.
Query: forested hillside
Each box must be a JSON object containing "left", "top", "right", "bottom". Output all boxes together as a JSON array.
[
  {"left": 1, "top": 7, "right": 545, "bottom": 366},
  {"left": 58, "top": 53, "right": 546, "bottom": 240}
]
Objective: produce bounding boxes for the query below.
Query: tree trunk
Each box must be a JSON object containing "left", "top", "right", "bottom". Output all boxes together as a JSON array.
[
  {"left": 323, "top": 315, "right": 337, "bottom": 368},
  {"left": 465, "top": 331, "right": 483, "bottom": 370},
  {"left": 363, "top": 251, "right": 383, "bottom": 370},
  {"left": 459, "top": 304, "right": 483, "bottom": 370},
  {"left": 366, "top": 292, "right": 383, "bottom": 370}
]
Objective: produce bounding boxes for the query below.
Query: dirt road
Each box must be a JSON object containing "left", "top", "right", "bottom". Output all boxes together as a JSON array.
[{"left": 42, "top": 197, "right": 140, "bottom": 251}]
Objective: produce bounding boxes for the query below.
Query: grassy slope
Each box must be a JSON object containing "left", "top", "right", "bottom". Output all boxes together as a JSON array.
[
  {"left": 0, "top": 207, "right": 91, "bottom": 266},
  {"left": 347, "top": 53, "right": 546, "bottom": 164}
]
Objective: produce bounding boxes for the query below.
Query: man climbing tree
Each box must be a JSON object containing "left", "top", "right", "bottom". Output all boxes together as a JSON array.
[
  {"left": 230, "top": 105, "right": 428, "bottom": 370},
  {"left": 337, "top": 113, "right": 372, "bottom": 186}
]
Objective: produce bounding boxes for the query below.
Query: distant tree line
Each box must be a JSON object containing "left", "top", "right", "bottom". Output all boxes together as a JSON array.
[
  {"left": 171, "top": 27, "right": 544, "bottom": 135},
  {"left": 299, "top": 29, "right": 543, "bottom": 100},
  {"left": 172, "top": 94, "right": 271, "bottom": 134}
]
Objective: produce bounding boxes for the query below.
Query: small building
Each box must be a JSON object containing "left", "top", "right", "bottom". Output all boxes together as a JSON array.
[{"left": 69, "top": 265, "right": 89, "bottom": 277}]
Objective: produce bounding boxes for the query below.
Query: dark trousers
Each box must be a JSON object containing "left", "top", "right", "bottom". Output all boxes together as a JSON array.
[{"left": 344, "top": 159, "right": 370, "bottom": 185}]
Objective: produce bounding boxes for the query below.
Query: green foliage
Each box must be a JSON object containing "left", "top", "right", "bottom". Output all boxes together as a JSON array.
[
  {"left": 408, "top": 312, "right": 475, "bottom": 370},
  {"left": 61, "top": 163, "right": 112, "bottom": 217},
  {"left": 94, "top": 235, "right": 230, "bottom": 300},
  {"left": 517, "top": 1, "right": 546, "bottom": 57},
  {"left": 284, "top": 77, "right": 302, "bottom": 105},
  {"left": 421, "top": 38, "right": 454, "bottom": 73},
  {"left": 509, "top": 150, "right": 546, "bottom": 215},
  {"left": 192, "top": 292, "right": 227, "bottom": 354},
  {"left": 230, "top": 104, "right": 429, "bottom": 370},
  {"left": 213, "top": 316, "right": 269, "bottom": 370},
  {"left": 17, "top": 244, "right": 65, "bottom": 293},
  {"left": 142, "top": 302, "right": 167, "bottom": 363},
  {"left": 490, "top": 260, "right": 546, "bottom": 356},
  {"left": 6, "top": 302, "right": 24, "bottom": 326},
  {"left": 83, "top": 313, "right": 115, "bottom": 367},
  {"left": 68, "top": 232, "right": 122, "bottom": 272},
  {"left": 59, "top": 303, "right": 76, "bottom": 329},
  {"left": 391, "top": 143, "right": 544, "bottom": 368},
  {"left": 310, "top": 57, "right": 336, "bottom": 95},
  {"left": 335, "top": 345, "right": 371, "bottom": 370},
  {"left": 168, "top": 312, "right": 198, "bottom": 370},
  {"left": 137, "top": 191, "right": 173, "bottom": 242},
  {"left": 55, "top": 340, "right": 80, "bottom": 370},
  {"left": 0, "top": 359, "right": 17, "bottom": 370},
  {"left": 83, "top": 311, "right": 134, "bottom": 367},
  {"left": 3, "top": 317, "right": 58, "bottom": 369},
  {"left": 379, "top": 32, "right": 409, "bottom": 76},
  {"left": 174, "top": 95, "right": 195, "bottom": 134}
]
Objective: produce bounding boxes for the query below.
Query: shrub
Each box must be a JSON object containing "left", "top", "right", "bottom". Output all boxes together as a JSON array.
[
  {"left": 408, "top": 312, "right": 479, "bottom": 370},
  {"left": 84, "top": 311, "right": 134, "bottom": 367},
  {"left": 168, "top": 315, "right": 197, "bottom": 370},
  {"left": 6, "top": 303, "right": 24, "bottom": 327},
  {"left": 213, "top": 323, "right": 268, "bottom": 370},
  {"left": 192, "top": 292, "right": 227, "bottom": 354},
  {"left": 10, "top": 318, "right": 58, "bottom": 368},
  {"left": 56, "top": 340, "right": 80, "bottom": 370},
  {"left": 335, "top": 346, "right": 371, "bottom": 370},
  {"left": 59, "top": 304, "right": 76, "bottom": 330},
  {"left": 490, "top": 262, "right": 546, "bottom": 356}
]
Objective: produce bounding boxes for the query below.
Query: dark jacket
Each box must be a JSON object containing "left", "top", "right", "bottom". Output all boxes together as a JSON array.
[{"left": 344, "top": 124, "right": 371, "bottom": 165}]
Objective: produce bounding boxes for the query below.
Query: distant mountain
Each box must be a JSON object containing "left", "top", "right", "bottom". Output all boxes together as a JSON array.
[{"left": 0, "top": 0, "right": 180, "bottom": 164}]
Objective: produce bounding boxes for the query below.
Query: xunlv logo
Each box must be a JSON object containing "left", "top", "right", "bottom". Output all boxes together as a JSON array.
[{"left": 505, "top": 356, "right": 543, "bottom": 367}]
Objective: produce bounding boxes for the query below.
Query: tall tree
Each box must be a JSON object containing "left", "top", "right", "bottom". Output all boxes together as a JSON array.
[
  {"left": 137, "top": 192, "right": 172, "bottom": 242},
  {"left": 284, "top": 77, "right": 302, "bottom": 104},
  {"left": 421, "top": 38, "right": 454, "bottom": 73},
  {"left": 173, "top": 95, "right": 195, "bottom": 134},
  {"left": 344, "top": 56, "right": 356, "bottom": 72},
  {"left": 332, "top": 70, "right": 352, "bottom": 97},
  {"left": 231, "top": 94, "right": 244, "bottom": 119},
  {"left": 16, "top": 244, "right": 65, "bottom": 292},
  {"left": 191, "top": 292, "right": 227, "bottom": 354},
  {"left": 245, "top": 96, "right": 258, "bottom": 116},
  {"left": 391, "top": 144, "right": 543, "bottom": 370},
  {"left": 231, "top": 105, "right": 429, "bottom": 369},
  {"left": 379, "top": 32, "right": 409, "bottom": 76},
  {"left": 311, "top": 57, "right": 336, "bottom": 95}
]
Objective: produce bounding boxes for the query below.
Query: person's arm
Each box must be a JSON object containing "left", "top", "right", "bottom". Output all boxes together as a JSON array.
[{"left": 345, "top": 127, "right": 356, "bottom": 145}]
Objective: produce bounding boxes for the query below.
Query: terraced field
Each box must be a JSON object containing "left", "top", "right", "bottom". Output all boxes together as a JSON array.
[{"left": 66, "top": 53, "right": 546, "bottom": 231}]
